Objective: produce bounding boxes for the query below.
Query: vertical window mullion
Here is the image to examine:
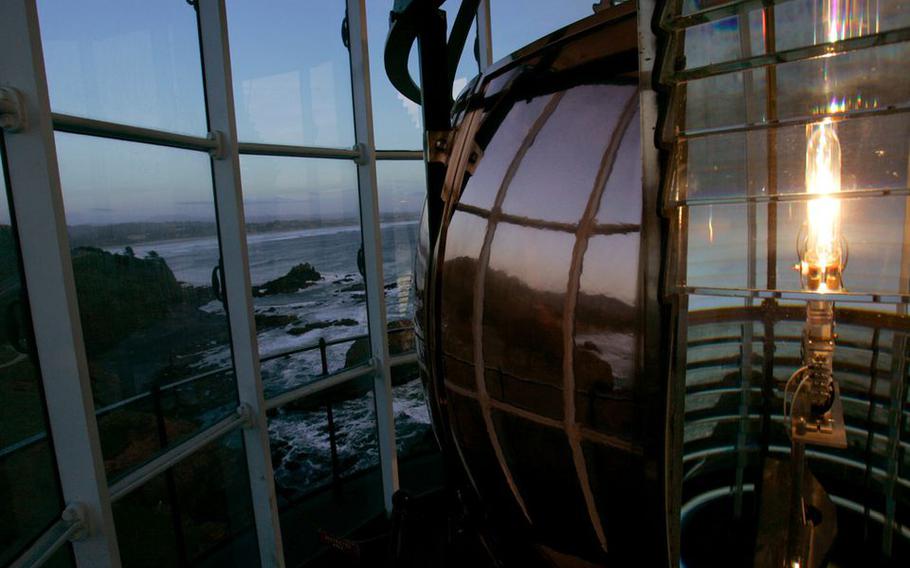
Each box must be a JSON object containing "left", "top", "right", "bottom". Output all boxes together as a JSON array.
[
  {"left": 195, "top": 1, "right": 285, "bottom": 565},
  {"left": 477, "top": 0, "right": 494, "bottom": 71},
  {"left": 0, "top": 1, "right": 121, "bottom": 566},
  {"left": 347, "top": 0, "right": 400, "bottom": 514}
]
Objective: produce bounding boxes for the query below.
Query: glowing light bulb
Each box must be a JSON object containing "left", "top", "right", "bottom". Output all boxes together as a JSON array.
[{"left": 800, "top": 119, "right": 844, "bottom": 292}]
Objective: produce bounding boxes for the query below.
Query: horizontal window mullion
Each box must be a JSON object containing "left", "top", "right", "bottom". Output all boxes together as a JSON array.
[
  {"left": 375, "top": 150, "right": 424, "bottom": 160},
  {"left": 237, "top": 141, "right": 359, "bottom": 160},
  {"left": 264, "top": 363, "right": 376, "bottom": 411},
  {"left": 677, "top": 103, "right": 910, "bottom": 142},
  {"left": 108, "top": 410, "right": 245, "bottom": 502},
  {"left": 659, "top": 0, "right": 797, "bottom": 32},
  {"left": 52, "top": 112, "right": 216, "bottom": 152},
  {"left": 8, "top": 513, "right": 83, "bottom": 568},
  {"left": 664, "top": 25, "right": 910, "bottom": 84}
]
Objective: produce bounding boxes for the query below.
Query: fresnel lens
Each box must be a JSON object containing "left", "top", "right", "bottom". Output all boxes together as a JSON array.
[{"left": 660, "top": 0, "right": 908, "bottom": 565}]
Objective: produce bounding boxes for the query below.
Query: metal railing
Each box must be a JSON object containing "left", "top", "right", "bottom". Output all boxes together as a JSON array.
[{"left": 5, "top": 330, "right": 420, "bottom": 568}]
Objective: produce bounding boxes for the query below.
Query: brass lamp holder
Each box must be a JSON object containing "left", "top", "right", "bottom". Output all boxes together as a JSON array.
[{"left": 790, "top": 299, "right": 847, "bottom": 449}]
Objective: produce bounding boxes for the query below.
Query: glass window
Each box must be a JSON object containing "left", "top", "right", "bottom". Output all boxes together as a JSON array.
[
  {"left": 240, "top": 156, "right": 369, "bottom": 398},
  {"left": 368, "top": 0, "right": 425, "bottom": 150},
  {"left": 55, "top": 133, "right": 238, "bottom": 479},
  {"left": 112, "top": 431, "right": 258, "bottom": 568},
  {"left": 392, "top": 362, "right": 437, "bottom": 463},
  {"left": 368, "top": 0, "right": 481, "bottom": 151},
  {"left": 227, "top": 0, "right": 355, "bottom": 147},
  {"left": 0, "top": 152, "right": 71, "bottom": 566},
  {"left": 376, "top": 161, "right": 424, "bottom": 333},
  {"left": 490, "top": 0, "right": 595, "bottom": 61},
  {"left": 268, "top": 381, "right": 383, "bottom": 565},
  {"left": 37, "top": 0, "right": 207, "bottom": 135}
]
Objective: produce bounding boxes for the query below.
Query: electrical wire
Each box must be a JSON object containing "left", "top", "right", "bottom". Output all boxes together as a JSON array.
[
  {"left": 789, "top": 372, "right": 814, "bottom": 428},
  {"left": 783, "top": 365, "right": 810, "bottom": 423}
]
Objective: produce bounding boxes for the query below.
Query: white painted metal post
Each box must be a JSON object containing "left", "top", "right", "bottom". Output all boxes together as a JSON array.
[
  {"left": 476, "top": 0, "right": 494, "bottom": 71},
  {"left": 347, "top": 0, "right": 400, "bottom": 514},
  {"left": 195, "top": 1, "right": 286, "bottom": 565},
  {"left": 0, "top": 1, "right": 121, "bottom": 566}
]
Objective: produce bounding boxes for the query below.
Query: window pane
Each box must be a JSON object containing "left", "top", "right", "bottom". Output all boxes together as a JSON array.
[
  {"left": 392, "top": 362, "right": 437, "bottom": 462},
  {"left": 368, "top": 0, "right": 424, "bottom": 150},
  {"left": 268, "top": 380, "right": 383, "bottom": 565},
  {"left": 376, "top": 161, "right": 423, "bottom": 329},
  {"left": 38, "top": 0, "right": 207, "bottom": 135},
  {"left": 56, "top": 133, "right": 238, "bottom": 479},
  {"left": 227, "top": 0, "right": 355, "bottom": 146},
  {"left": 368, "top": 0, "right": 480, "bottom": 150},
  {"left": 0, "top": 152, "right": 70, "bottom": 565},
  {"left": 241, "top": 156, "right": 369, "bottom": 398},
  {"left": 112, "top": 430, "right": 259, "bottom": 567},
  {"left": 490, "top": 1, "right": 595, "bottom": 61}
]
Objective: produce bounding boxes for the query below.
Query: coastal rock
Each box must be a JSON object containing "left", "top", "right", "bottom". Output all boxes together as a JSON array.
[
  {"left": 255, "top": 313, "right": 299, "bottom": 329},
  {"left": 252, "top": 263, "right": 322, "bottom": 297},
  {"left": 70, "top": 247, "right": 184, "bottom": 355}
]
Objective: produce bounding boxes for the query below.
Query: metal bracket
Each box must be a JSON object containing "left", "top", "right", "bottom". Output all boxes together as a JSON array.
[
  {"left": 237, "top": 403, "right": 255, "bottom": 429},
  {"left": 62, "top": 502, "right": 89, "bottom": 541},
  {"left": 0, "top": 87, "right": 27, "bottom": 133},
  {"left": 354, "top": 142, "right": 371, "bottom": 166},
  {"left": 207, "top": 130, "right": 226, "bottom": 160},
  {"left": 426, "top": 130, "right": 453, "bottom": 165}
]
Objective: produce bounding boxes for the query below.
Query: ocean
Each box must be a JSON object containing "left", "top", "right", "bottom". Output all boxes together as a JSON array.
[{"left": 112, "top": 220, "right": 432, "bottom": 494}]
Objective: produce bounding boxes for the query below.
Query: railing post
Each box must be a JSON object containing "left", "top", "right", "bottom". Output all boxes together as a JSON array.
[
  {"left": 151, "top": 384, "right": 188, "bottom": 567},
  {"left": 0, "top": 1, "right": 122, "bottom": 565},
  {"left": 194, "top": 1, "right": 285, "bottom": 565},
  {"left": 346, "top": 0, "right": 400, "bottom": 514},
  {"left": 318, "top": 338, "right": 343, "bottom": 493},
  {"left": 327, "top": 403, "right": 342, "bottom": 494}
]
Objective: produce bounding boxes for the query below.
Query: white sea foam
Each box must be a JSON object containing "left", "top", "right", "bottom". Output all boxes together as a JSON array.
[{"left": 117, "top": 221, "right": 428, "bottom": 495}]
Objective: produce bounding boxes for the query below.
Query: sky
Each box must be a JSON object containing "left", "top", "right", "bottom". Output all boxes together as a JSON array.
[{"left": 10, "top": 0, "right": 596, "bottom": 226}]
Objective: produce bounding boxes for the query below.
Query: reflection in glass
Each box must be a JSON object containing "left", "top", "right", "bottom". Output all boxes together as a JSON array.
[
  {"left": 484, "top": 222, "right": 574, "bottom": 418},
  {"left": 38, "top": 0, "right": 207, "bottom": 135},
  {"left": 55, "top": 133, "right": 238, "bottom": 478},
  {"left": 441, "top": 211, "right": 488, "bottom": 372},
  {"left": 594, "top": 107, "right": 641, "bottom": 225},
  {"left": 240, "top": 156, "right": 368, "bottom": 397},
  {"left": 393, "top": 363, "right": 437, "bottom": 462},
  {"left": 379, "top": 148, "right": 435, "bottom": 476},
  {"left": 268, "top": 381, "right": 383, "bottom": 566},
  {"left": 112, "top": 431, "right": 258, "bottom": 567},
  {"left": 376, "top": 161, "right": 424, "bottom": 349},
  {"left": 459, "top": 94, "right": 555, "bottom": 211},
  {"left": 576, "top": 233, "right": 640, "bottom": 393},
  {"left": 0, "top": 158, "right": 71, "bottom": 566},
  {"left": 227, "top": 0, "right": 355, "bottom": 146},
  {"left": 501, "top": 85, "right": 638, "bottom": 224}
]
